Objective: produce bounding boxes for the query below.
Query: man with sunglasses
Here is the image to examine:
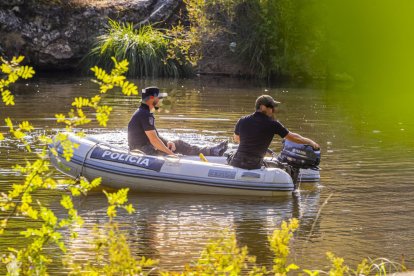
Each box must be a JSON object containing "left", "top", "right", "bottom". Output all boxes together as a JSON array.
[
  {"left": 128, "top": 86, "right": 228, "bottom": 156},
  {"left": 229, "top": 95, "right": 319, "bottom": 170}
]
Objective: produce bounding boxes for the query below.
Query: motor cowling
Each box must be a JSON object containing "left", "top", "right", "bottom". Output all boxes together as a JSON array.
[{"left": 277, "top": 140, "right": 320, "bottom": 169}]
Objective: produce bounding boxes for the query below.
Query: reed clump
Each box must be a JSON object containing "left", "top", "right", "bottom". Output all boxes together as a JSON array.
[{"left": 85, "top": 20, "right": 193, "bottom": 78}]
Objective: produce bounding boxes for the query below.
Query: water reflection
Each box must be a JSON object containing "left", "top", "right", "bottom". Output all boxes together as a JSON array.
[{"left": 60, "top": 190, "right": 320, "bottom": 270}]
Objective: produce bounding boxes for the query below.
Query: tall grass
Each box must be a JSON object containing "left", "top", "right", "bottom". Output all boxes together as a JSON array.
[
  {"left": 85, "top": 19, "right": 193, "bottom": 78},
  {"left": 211, "top": 0, "right": 328, "bottom": 80}
]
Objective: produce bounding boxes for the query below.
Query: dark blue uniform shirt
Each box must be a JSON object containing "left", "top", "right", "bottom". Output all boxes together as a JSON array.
[
  {"left": 128, "top": 103, "right": 158, "bottom": 150},
  {"left": 234, "top": 111, "right": 289, "bottom": 158}
]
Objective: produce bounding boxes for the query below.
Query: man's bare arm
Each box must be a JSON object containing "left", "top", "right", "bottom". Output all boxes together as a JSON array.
[
  {"left": 145, "top": 130, "right": 175, "bottom": 155},
  {"left": 285, "top": 132, "right": 320, "bottom": 149}
]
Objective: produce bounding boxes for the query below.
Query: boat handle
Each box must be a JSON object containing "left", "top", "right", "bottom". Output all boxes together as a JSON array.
[{"left": 241, "top": 172, "right": 261, "bottom": 178}]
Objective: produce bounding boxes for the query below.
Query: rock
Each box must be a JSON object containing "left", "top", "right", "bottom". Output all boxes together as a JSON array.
[
  {"left": 41, "top": 40, "right": 74, "bottom": 60},
  {"left": 12, "top": 6, "right": 20, "bottom": 13},
  {"left": 139, "top": 0, "right": 182, "bottom": 25},
  {"left": 0, "top": 0, "right": 24, "bottom": 7},
  {"left": 0, "top": 10, "right": 21, "bottom": 31},
  {"left": 0, "top": 32, "right": 25, "bottom": 55}
]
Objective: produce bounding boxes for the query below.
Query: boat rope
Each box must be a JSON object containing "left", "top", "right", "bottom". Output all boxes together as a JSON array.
[
  {"left": 297, "top": 170, "right": 303, "bottom": 190},
  {"left": 76, "top": 142, "right": 99, "bottom": 181}
]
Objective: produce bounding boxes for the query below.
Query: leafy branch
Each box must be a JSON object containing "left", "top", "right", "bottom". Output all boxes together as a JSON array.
[{"left": 0, "top": 56, "right": 141, "bottom": 274}]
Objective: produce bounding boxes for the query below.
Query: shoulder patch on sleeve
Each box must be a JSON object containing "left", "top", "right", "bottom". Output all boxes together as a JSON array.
[{"left": 149, "top": 117, "right": 154, "bottom": 126}]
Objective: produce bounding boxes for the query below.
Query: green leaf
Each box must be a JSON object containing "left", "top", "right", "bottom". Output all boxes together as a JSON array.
[
  {"left": 107, "top": 205, "right": 117, "bottom": 218},
  {"left": 124, "top": 204, "right": 135, "bottom": 214},
  {"left": 1, "top": 89, "right": 15, "bottom": 105},
  {"left": 4, "top": 117, "right": 13, "bottom": 129},
  {"left": 17, "top": 66, "right": 35, "bottom": 79},
  {"left": 11, "top": 56, "right": 25, "bottom": 64},
  {"left": 60, "top": 195, "right": 74, "bottom": 210},
  {"left": 1, "top": 63, "right": 12, "bottom": 74},
  {"left": 18, "top": 121, "right": 34, "bottom": 132},
  {"left": 286, "top": 263, "right": 299, "bottom": 272}
]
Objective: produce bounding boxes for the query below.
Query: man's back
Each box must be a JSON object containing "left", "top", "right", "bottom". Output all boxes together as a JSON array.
[
  {"left": 230, "top": 94, "right": 318, "bottom": 170},
  {"left": 235, "top": 112, "right": 288, "bottom": 158},
  {"left": 128, "top": 104, "right": 155, "bottom": 150}
]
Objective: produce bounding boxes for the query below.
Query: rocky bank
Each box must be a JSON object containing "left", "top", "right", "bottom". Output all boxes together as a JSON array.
[
  {"left": 0, "top": 0, "right": 244, "bottom": 76},
  {"left": 0, "top": 0, "right": 183, "bottom": 71}
]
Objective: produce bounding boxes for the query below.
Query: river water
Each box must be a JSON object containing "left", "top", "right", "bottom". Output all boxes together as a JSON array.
[{"left": 1, "top": 76, "right": 413, "bottom": 273}]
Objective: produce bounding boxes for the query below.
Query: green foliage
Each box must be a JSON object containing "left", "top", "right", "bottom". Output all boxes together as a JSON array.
[
  {"left": 103, "top": 188, "right": 135, "bottom": 220},
  {"left": 64, "top": 190, "right": 155, "bottom": 275},
  {"left": 303, "top": 269, "right": 321, "bottom": 276},
  {"left": 0, "top": 56, "right": 35, "bottom": 106},
  {"left": 205, "top": 0, "right": 328, "bottom": 80},
  {"left": 85, "top": 0, "right": 211, "bottom": 78},
  {"left": 56, "top": 57, "right": 138, "bottom": 129},
  {"left": 0, "top": 55, "right": 144, "bottom": 275},
  {"left": 354, "top": 257, "right": 407, "bottom": 276},
  {"left": 0, "top": 56, "right": 35, "bottom": 142},
  {"left": 86, "top": 19, "right": 193, "bottom": 78},
  {"left": 168, "top": 231, "right": 265, "bottom": 275},
  {"left": 268, "top": 218, "right": 299, "bottom": 275},
  {"left": 323, "top": 253, "right": 409, "bottom": 276},
  {"left": 166, "top": 0, "right": 208, "bottom": 67},
  {"left": 4, "top": 117, "right": 35, "bottom": 151},
  {"left": 327, "top": 252, "right": 349, "bottom": 276}
]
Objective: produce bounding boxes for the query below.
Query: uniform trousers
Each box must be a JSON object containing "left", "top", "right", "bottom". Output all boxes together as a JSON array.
[
  {"left": 138, "top": 138, "right": 211, "bottom": 156},
  {"left": 228, "top": 151, "right": 264, "bottom": 170}
]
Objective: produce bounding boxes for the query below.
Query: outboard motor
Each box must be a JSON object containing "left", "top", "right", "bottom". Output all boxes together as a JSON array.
[
  {"left": 277, "top": 140, "right": 320, "bottom": 170},
  {"left": 266, "top": 140, "right": 320, "bottom": 188}
]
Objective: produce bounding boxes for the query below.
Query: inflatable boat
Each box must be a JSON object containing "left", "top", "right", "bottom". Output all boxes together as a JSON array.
[{"left": 49, "top": 134, "right": 320, "bottom": 196}]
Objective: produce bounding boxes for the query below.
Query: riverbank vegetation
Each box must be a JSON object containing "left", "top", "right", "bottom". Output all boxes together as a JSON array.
[
  {"left": 209, "top": 0, "right": 330, "bottom": 80},
  {"left": 0, "top": 56, "right": 409, "bottom": 275},
  {"left": 81, "top": 0, "right": 413, "bottom": 84},
  {"left": 84, "top": 0, "right": 334, "bottom": 80},
  {"left": 85, "top": 0, "right": 206, "bottom": 78},
  {"left": 85, "top": 20, "right": 193, "bottom": 78},
  {"left": 2, "top": 0, "right": 412, "bottom": 87}
]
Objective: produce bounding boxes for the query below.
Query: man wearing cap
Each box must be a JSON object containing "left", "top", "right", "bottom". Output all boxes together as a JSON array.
[
  {"left": 229, "top": 94, "right": 319, "bottom": 170},
  {"left": 128, "top": 86, "right": 228, "bottom": 156}
]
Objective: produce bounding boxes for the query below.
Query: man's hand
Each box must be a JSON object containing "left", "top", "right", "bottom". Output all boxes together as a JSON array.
[
  {"left": 310, "top": 142, "right": 320, "bottom": 150},
  {"left": 167, "top": 141, "right": 176, "bottom": 151}
]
